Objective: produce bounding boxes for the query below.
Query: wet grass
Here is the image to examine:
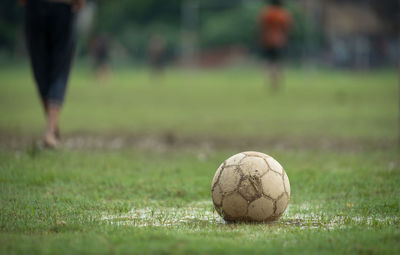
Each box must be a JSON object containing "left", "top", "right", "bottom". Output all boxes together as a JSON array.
[
  {"left": 0, "top": 148, "right": 399, "bottom": 254},
  {"left": 0, "top": 66, "right": 399, "bottom": 254}
]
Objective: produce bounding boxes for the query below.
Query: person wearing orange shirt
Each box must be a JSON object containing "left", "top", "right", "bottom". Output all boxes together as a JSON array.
[{"left": 259, "top": 0, "right": 292, "bottom": 92}]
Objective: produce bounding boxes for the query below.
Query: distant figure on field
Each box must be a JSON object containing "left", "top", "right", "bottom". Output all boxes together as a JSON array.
[
  {"left": 259, "top": 0, "right": 292, "bottom": 92},
  {"left": 20, "top": 0, "right": 84, "bottom": 148},
  {"left": 90, "top": 34, "right": 110, "bottom": 79},
  {"left": 148, "top": 33, "right": 166, "bottom": 80}
]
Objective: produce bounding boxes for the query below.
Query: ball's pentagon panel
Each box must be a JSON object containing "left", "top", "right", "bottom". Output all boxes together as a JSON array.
[
  {"left": 248, "top": 197, "right": 274, "bottom": 221},
  {"left": 261, "top": 170, "right": 285, "bottom": 200},
  {"left": 225, "top": 153, "right": 246, "bottom": 166},
  {"left": 266, "top": 157, "right": 284, "bottom": 175},
  {"left": 222, "top": 192, "right": 248, "bottom": 220},
  {"left": 219, "top": 165, "right": 241, "bottom": 194},
  {"left": 239, "top": 156, "right": 269, "bottom": 177},
  {"left": 275, "top": 193, "right": 289, "bottom": 216},
  {"left": 212, "top": 184, "right": 223, "bottom": 206},
  {"left": 283, "top": 171, "right": 291, "bottom": 196},
  {"left": 238, "top": 178, "right": 261, "bottom": 201}
]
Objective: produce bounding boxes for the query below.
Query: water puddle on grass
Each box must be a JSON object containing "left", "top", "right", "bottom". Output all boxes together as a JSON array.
[
  {"left": 100, "top": 201, "right": 399, "bottom": 229},
  {"left": 101, "top": 203, "right": 224, "bottom": 227},
  {"left": 281, "top": 213, "right": 399, "bottom": 230}
]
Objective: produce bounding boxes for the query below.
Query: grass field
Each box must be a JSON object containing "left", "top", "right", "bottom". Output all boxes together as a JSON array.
[{"left": 0, "top": 66, "right": 399, "bottom": 254}]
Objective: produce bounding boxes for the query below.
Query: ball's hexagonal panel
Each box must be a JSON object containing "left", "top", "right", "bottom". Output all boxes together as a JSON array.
[
  {"left": 211, "top": 163, "right": 223, "bottom": 188},
  {"left": 238, "top": 178, "right": 260, "bottom": 201},
  {"left": 240, "top": 156, "right": 269, "bottom": 178},
  {"left": 261, "top": 171, "right": 285, "bottom": 199},
  {"left": 222, "top": 192, "right": 248, "bottom": 220},
  {"left": 266, "top": 157, "right": 283, "bottom": 175},
  {"left": 219, "top": 165, "right": 241, "bottom": 194},
  {"left": 275, "top": 193, "right": 289, "bottom": 216},
  {"left": 225, "top": 153, "right": 246, "bottom": 166},
  {"left": 212, "top": 184, "right": 223, "bottom": 206},
  {"left": 283, "top": 170, "right": 290, "bottom": 196},
  {"left": 247, "top": 197, "right": 274, "bottom": 221}
]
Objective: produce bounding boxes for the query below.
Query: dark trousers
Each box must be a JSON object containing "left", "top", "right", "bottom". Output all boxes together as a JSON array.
[{"left": 25, "top": 0, "right": 76, "bottom": 106}]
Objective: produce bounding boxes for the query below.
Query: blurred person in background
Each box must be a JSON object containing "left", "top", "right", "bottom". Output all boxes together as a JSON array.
[
  {"left": 259, "top": 0, "right": 292, "bottom": 92},
  {"left": 90, "top": 34, "right": 110, "bottom": 79},
  {"left": 19, "top": 0, "right": 84, "bottom": 148},
  {"left": 148, "top": 33, "right": 166, "bottom": 82}
]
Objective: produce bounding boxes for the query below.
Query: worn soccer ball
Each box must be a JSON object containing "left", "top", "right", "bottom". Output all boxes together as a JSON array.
[{"left": 211, "top": 151, "right": 290, "bottom": 222}]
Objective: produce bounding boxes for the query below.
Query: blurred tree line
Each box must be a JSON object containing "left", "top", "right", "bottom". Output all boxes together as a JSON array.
[
  {"left": 86, "top": 0, "right": 309, "bottom": 62},
  {"left": 0, "top": 0, "right": 311, "bottom": 63},
  {"left": 0, "top": 0, "right": 22, "bottom": 56},
  {"left": 0, "top": 0, "right": 397, "bottom": 65}
]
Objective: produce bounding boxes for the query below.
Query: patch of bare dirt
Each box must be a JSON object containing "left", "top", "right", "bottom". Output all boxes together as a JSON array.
[{"left": 0, "top": 131, "right": 397, "bottom": 153}]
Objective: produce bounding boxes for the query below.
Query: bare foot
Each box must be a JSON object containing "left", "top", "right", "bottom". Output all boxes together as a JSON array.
[
  {"left": 55, "top": 126, "right": 61, "bottom": 140},
  {"left": 44, "top": 132, "right": 59, "bottom": 149}
]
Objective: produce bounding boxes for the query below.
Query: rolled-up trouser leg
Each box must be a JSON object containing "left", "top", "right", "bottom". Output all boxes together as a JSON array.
[
  {"left": 47, "top": 3, "right": 76, "bottom": 106},
  {"left": 25, "top": 0, "right": 50, "bottom": 104},
  {"left": 25, "top": 0, "right": 76, "bottom": 107}
]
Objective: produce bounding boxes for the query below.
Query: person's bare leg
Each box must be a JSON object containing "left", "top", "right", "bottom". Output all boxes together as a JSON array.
[
  {"left": 269, "top": 63, "right": 282, "bottom": 92},
  {"left": 44, "top": 103, "right": 61, "bottom": 148},
  {"left": 42, "top": 99, "right": 61, "bottom": 139},
  {"left": 264, "top": 61, "right": 270, "bottom": 89},
  {"left": 41, "top": 99, "right": 48, "bottom": 114}
]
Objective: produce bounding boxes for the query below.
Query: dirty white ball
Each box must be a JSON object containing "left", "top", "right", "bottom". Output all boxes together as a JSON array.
[{"left": 211, "top": 151, "right": 290, "bottom": 222}]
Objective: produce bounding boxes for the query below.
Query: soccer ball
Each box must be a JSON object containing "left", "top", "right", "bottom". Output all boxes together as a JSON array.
[{"left": 211, "top": 151, "right": 290, "bottom": 222}]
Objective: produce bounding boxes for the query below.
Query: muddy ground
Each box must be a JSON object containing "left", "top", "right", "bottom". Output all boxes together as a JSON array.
[{"left": 1, "top": 131, "right": 397, "bottom": 153}]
